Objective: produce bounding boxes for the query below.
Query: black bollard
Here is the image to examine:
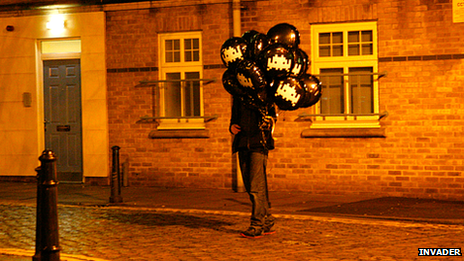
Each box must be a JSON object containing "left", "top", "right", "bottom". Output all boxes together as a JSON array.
[
  {"left": 110, "top": 146, "right": 123, "bottom": 203},
  {"left": 33, "top": 150, "right": 60, "bottom": 261}
]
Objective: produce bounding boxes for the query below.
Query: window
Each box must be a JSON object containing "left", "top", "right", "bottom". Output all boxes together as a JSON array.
[
  {"left": 319, "top": 67, "right": 374, "bottom": 115},
  {"left": 159, "top": 32, "right": 204, "bottom": 129},
  {"left": 348, "top": 30, "right": 373, "bottom": 56},
  {"left": 310, "top": 22, "right": 382, "bottom": 129},
  {"left": 319, "top": 32, "right": 343, "bottom": 57},
  {"left": 40, "top": 39, "right": 81, "bottom": 60}
]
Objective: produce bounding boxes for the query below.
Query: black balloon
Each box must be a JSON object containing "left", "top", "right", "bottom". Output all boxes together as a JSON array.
[
  {"left": 222, "top": 69, "right": 247, "bottom": 97},
  {"left": 259, "top": 44, "right": 294, "bottom": 79},
  {"left": 242, "top": 30, "right": 259, "bottom": 44},
  {"left": 267, "top": 23, "right": 300, "bottom": 49},
  {"left": 220, "top": 23, "right": 320, "bottom": 111},
  {"left": 249, "top": 33, "right": 269, "bottom": 60},
  {"left": 289, "top": 49, "right": 309, "bottom": 78},
  {"left": 220, "top": 37, "right": 247, "bottom": 68},
  {"left": 299, "top": 74, "right": 322, "bottom": 108},
  {"left": 272, "top": 77, "right": 305, "bottom": 111},
  {"left": 235, "top": 59, "right": 267, "bottom": 94}
]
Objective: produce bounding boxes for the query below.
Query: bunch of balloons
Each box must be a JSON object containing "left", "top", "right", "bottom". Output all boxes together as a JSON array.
[{"left": 221, "top": 23, "right": 322, "bottom": 111}]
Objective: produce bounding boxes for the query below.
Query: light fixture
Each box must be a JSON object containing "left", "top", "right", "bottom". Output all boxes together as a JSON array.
[{"left": 46, "top": 14, "right": 65, "bottom": 33}]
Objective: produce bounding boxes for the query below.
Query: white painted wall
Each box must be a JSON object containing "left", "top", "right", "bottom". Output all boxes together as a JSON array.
[{"left": 0, "top": 12, "right": 108, "bottom": 179}]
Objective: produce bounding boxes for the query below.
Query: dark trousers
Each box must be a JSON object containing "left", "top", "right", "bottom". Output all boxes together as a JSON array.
[{"left": 238, "top": 150, "right": 271, "bottom": 227}]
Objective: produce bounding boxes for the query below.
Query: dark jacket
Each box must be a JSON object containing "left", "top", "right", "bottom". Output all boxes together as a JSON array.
[{"left": 230, "top": 97, "right": 276, "bottom": 153}]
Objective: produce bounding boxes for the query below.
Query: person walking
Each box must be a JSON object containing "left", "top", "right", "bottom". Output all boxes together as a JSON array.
[{"left": 230, "top": 96, "right": 277, "bottom": 239}]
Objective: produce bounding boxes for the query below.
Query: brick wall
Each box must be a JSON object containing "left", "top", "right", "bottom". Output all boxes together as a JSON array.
[
  {"left": 243, "top": 0, "right": 464, "bottom": 200},
  {"left": 106, "top": 3, "right": 234, "bottom": 188},
  {"left": 105, "top": 0, "right": 464, "bottom": 200}
]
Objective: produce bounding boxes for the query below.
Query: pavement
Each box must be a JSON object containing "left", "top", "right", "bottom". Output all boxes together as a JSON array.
[{"left": 1, "top": 181, "right": 464, "bottom": 260}]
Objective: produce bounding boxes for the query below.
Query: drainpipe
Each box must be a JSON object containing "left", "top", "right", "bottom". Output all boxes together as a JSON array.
[
  {"left": 232, "top": 0, "right": 245, "bottom": 193},
  {"left": 233, "top": 0, "right": 241, "bottom": 37}
]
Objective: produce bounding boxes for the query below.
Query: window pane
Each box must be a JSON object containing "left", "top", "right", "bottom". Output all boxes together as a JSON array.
[
  {"left": 193, "top": 51, "right": 200, "bottom": 61},
  {"left": 185, "top": 51, "right": 192, "bottom": 62},
  {"left": 332, "top": 32, "right": 343, "bottom": 43},
  {"left": 166, "top": 40, "right": 173, "bottom": 51},
  {"left": 320, "top": 68, "right": 344, "bottom": 114},
  {"left": 164, "top": 73, "right": 181, "bottom": 117},
  {"left": 362, "top": 44, "right": 373, "bottom": 55},
  {"left": 185, "top": 39, "right": 191, "bottom": 49},
  {"left": 348, "top": 31, "right": 359, "bottom": 43},
  {"left": 319, "top": 33, "right": 330, "bottom": 44},
  {"left": 174, "top": 51, "right": 180, "bottom": 62},
  {"left": 166, "top": 55, "right": 172, "bottom": 63},
  {"left": 320, "top": 46, "right": 330, "bottom": 57},
  {"left": 362, "top": 30, "right": 373, "bottom": 42},
  {"left": 193, "top": 39, "right": 199, "bottom": 49},
  {"left": 350, "top": 67, "right": 373, "bottom": 114},
  {"left": 185, "top": 72, "right": 201, "bottom": 116},
  {"left": 332, "top": 45, "right": 343, "bottom": 56},
  {"left": 348, "top": 44, "right": 360, "bottom": 56}
]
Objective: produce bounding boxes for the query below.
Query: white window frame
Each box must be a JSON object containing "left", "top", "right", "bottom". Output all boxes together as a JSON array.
[
  {"left": 311, "top": 22, "right": 380, "bottom": 129},
  {"left": 158, "top": 31, "right": 204, "bottom": 130}
]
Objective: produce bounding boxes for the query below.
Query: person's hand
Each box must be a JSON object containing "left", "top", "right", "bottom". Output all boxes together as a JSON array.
[{"left": 230, "top": 124, "right": 241, "bottom": 135}]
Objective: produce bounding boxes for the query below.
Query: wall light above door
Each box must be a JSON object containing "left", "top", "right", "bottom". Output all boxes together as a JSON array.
[{"left": 46, "top": 14, "right": 66, "bottom": 34}]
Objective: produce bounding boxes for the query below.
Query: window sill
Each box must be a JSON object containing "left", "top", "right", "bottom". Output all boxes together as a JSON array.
[
  {"left": 301, "top": 127, "right": 385, "bottom": 138},
  {"left": 149, "top": 129, "right": 210, "bottom": 139},
  {"left": 139, "top": 115, "right": 217, "bottom": 132},
  {"left": 308, "top": 120, "right": 381, "bottom": 129},
  {"left": 296, "top": 112, "right": 388, "bottom": 134}
]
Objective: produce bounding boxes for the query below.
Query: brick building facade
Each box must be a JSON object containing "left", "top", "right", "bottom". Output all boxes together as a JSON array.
[{"left": 1, "top": 0, "right": 463, "bottom": 200}]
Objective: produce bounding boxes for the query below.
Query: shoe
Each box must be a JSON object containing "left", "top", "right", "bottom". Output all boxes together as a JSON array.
[
  {"left": 263, "top": 229, "right": 276, "bottom": 235},
  {"left": 240, "top": 227, "right": 263, "bottom": 239},
  {"left": 263, "top": 215, "right": 275, "bottom": 235}
]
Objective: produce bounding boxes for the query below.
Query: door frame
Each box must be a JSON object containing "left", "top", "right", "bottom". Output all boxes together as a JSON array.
[{"left": 37, "top": 39, "right": 83, "bottom": 182}]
